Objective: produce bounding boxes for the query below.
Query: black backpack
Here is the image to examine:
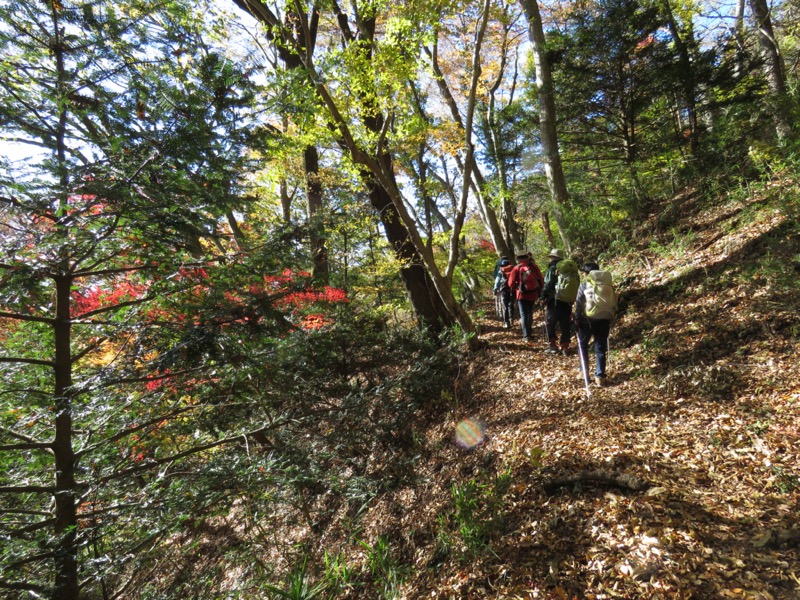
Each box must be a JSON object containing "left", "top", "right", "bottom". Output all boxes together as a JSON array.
[{"left": 498, "top": 270, "right": 514, "bottom": 301}]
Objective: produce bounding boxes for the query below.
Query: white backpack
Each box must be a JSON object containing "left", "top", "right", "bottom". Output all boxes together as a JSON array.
[{"left": 585, "top": 271, "right": 618, "bottom": 319}]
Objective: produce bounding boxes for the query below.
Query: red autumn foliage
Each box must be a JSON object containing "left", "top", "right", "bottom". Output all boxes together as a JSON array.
[
  {"left": 233, "top": 269, "right": 349, "bottom": 329},
  {"left": 176, "top": 266, "right": 210, "bottom": 281},
  {"left": 66, "top": 193, "right": 107, "bottom": 216},
  {"left": 478, "top": 238, "right": 496, "bottom": 253},
  {"left": 300, "top": 313, "right": 330, "bottom": 330},
  {"left": 279, "top": 286, "right": 349, "bottom": 309},
  {"left": 145, "top": 369, "right": 171, "bottom": 391},
  {"left": 72, "top": 280, "right": 147, "bottom": 316}
]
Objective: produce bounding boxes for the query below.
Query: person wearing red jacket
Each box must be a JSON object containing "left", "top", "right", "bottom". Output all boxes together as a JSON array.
[{"left": 507, "top": 253, "right": 544, "bottom": 342}]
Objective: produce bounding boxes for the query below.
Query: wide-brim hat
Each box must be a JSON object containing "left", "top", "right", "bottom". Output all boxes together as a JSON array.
[{"left": 548, "top": 248, "right": 564, "bottom": 260}]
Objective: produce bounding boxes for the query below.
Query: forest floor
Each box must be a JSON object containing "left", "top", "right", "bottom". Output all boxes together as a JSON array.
[
  {"left": 160, "top": 182, "right": 800, "bottom": 600},
  {"left": 372, "top": 183, "right": 800, "bottom": 599}
]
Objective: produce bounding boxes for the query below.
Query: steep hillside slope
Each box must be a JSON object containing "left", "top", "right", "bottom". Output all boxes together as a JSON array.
[
  {"left": 411, "top": 181, "right": 799, "bottom": 598},
  {"left": 135, "top": 181, "right": 799, "bottom": 599}
]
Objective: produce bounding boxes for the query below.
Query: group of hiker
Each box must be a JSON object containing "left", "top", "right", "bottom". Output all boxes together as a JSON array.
[{"left": 493, "top": 249, "right": 618, "bottom": 387}]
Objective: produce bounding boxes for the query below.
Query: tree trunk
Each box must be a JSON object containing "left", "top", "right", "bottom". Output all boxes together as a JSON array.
[
  {"left": 748, "top": 0, "right": 792, "bottom": 140},
  {"left": 363, "top": 170, "right": 454, "bottom": 331},
  {"left": 734, "top": 0, "right": 747, "bottom": 78},
  {"left": 487, "top": 89, "right": 523, "bottom": 253},
  {"left": 279, "top": 115, "right": 293, "bottom": 223},
  {"left": 279, "top": 178, "right": 292, "bottom": 223},
  {"left": 518, "top": 0, "right": 572, "bottom": 253},
  {"left": 485, "top": 18, "right": 524, "bottom": 256},
  {"left": 233, "top": 0, "right": 476, "bottom": 344},
  {"left": 426, "top": 36, "right": 514, "bottom": 260},
  {"left": 304, "top": 145, "right": 329, "bottom": 283},
  {"left": 51, "top": 16, "right": 79, "bottom": 596},
  {"left": 660, "top": 0, "right": 699, "bottom": 155},
  {"left": 470, "top": 166, "right": 515, "bottom": 259},
  {"left": 278, "top": 16, "right": 330, "bottom": 284},
  {"left": 541, "top": 211, "right": 557, "bottom": 249},
  {"left": 226, "top": 210, "right": 247, "bottom": 251},
  {"left": 416, "top": 145, "right": 452, "bottom": 236},
  {"left": 369, "top": 152, "right": 478, "bottom": 345},
  {"left": 53, "top": 275, "right": 79, "bottom": 600}
]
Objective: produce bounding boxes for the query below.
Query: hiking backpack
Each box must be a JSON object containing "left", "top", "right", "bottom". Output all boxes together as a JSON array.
[
  {"left": 555, "top": 259, "right": 580, "bottom": 303},
  {"left": 497, "top": 267, "right": 513, "bottom": 300},
  {"left": 519, "top": 263, "right": 542, "bottom": 295},
  {"left": 584, "top": 270, "right": 618, "bottom": 319}
]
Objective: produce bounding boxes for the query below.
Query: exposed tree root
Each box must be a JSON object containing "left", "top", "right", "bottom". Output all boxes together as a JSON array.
[{"left": 542, "top": 470, "right": 651, "bottom": 493}]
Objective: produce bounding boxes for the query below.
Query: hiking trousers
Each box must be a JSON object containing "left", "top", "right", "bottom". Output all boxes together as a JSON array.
[
  {"left": 517, "top": 299, "right": 534, "bottom": 340},
  {"left": 546, "top": 299, "right": 573, "bottom": 345},
  {"left": 577, "top": 318, "right": 611, "bottom": 378},
  {"left": 500, "top": 290, "right": 515, "bottom": 325}
]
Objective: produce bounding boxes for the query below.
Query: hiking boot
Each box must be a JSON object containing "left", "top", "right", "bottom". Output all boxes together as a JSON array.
[
  {"left": 504, "top": 321, "right": 512, "bottom": 329},
  {"left": 560, "top": 344, "right": 571, "bottom": 356},
  {"left": 545, "top": 345, "right": 559, "bottom": 354},
  {"left": 522, "top": 336, "right": 531, "bottom": 343},
  {"left": 594, "top": 376, "right": 607, "bottom": 387}
]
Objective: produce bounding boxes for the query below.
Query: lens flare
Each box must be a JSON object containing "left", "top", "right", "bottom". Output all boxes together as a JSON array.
[{"left": 455, "top": 418, "right": 486, "bottom": 449}]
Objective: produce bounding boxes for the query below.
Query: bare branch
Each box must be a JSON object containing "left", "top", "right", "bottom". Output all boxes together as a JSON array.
[
  {"left": 104, "top": 365, "right": 207, "bottom": 388},
  {"left": 0, "top": 442, "right": 52, "bottom": 451},
  {"left": 0, "top": 426, "right": 47, "bottom": 446},
  {"left": 0, "top": 485, "right": 55, "bottom": 494},
  {"left": 97, "top": 422, "right": 290, "bottom": 485},
  {"left": 0, "top": 509, "right": 52, "bottom": 517},
  {"left": 5, "top": 518, "right": 57, "bottom": 537},
  {"left": 72, "top": 294, "right": 156, "bottom": 320},
  {"left": 76, "top": 405, "right": 201, "bottom": 458},
  {"left": 2, "top": 550, "right": 56, "bottom": 570},
  {"left": 0, "top": 356, "right": 55, "bottom": 367},
  {"left": 72, "top": 336, "right": 109, "bottom": 363},
  {"left": 0, "top": 311, "right": 54, "bottom": 325},
  {"left": 0, "top": 580, "right": 51, "bottom": 594},
  {"left": 72, "top": 263, "right": 154, "bottom": 279}
]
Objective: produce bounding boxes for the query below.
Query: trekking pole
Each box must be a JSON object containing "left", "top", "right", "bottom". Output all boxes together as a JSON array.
[
  {"left": 576, "top": 330, "right": 592, "bottom": 399},
  {"left": 540, "top": 304, "right": 548, "bottom": 342}
]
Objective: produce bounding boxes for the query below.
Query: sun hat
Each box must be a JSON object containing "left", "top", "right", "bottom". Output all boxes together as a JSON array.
[{"left": 548, "top": 248, "right": 564, "bottom": 260}]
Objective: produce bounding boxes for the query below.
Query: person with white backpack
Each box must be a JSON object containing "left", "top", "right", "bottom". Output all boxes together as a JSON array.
[{"left": 574, "top": 262, "right": 618, "bottom": 387}]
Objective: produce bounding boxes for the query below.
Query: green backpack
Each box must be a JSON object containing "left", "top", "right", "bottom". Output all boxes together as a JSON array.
[
  {"left": 585, "top": 270, "right": 618, "bottom": 319},
  {"left": 555, "top": 259, "right": 580, "bottom": 303}
]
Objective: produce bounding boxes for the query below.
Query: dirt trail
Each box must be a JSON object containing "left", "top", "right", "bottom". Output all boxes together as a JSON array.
[{"left": 406, "top": 191, "right": 800, "bottom": 598}]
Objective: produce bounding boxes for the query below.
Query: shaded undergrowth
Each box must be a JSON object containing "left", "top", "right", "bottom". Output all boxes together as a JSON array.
[{"left": 134, "top": 176, "right": 800, "bottom": 599}]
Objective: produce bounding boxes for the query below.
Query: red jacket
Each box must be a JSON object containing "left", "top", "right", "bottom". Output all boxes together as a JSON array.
[{"left": 508, "top": 258, "right": 544, "bottom": 301}]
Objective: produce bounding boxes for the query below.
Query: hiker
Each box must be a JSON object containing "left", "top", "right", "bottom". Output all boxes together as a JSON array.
[
  {"left": 507, "top": 252, "right": 544, "bottom": 342},
  {"left": 541, "top": 249, "right": 578, "bottom": 355},
  {"left": 574, "top": 262, "right": 618, "bottom": 387},
  {"left": 493, "top": 255, "right": 510, "bottom": 280},
  {"left": 493, "top": 258, "right": 516, "bottom": 329}
]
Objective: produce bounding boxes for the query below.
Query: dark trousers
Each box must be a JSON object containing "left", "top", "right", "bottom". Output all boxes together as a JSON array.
[
  {"left": 577, "top": 318, "right": 611, "bottom": 378},
  {"left": 518, "top": 299, "right": 534, "bottom": 339},
  {"left": 500, "top": 290, "right": 515, "bottom": 325},
  {"left": 546, "top": 299, "right": 573, "bottom": 345}
]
